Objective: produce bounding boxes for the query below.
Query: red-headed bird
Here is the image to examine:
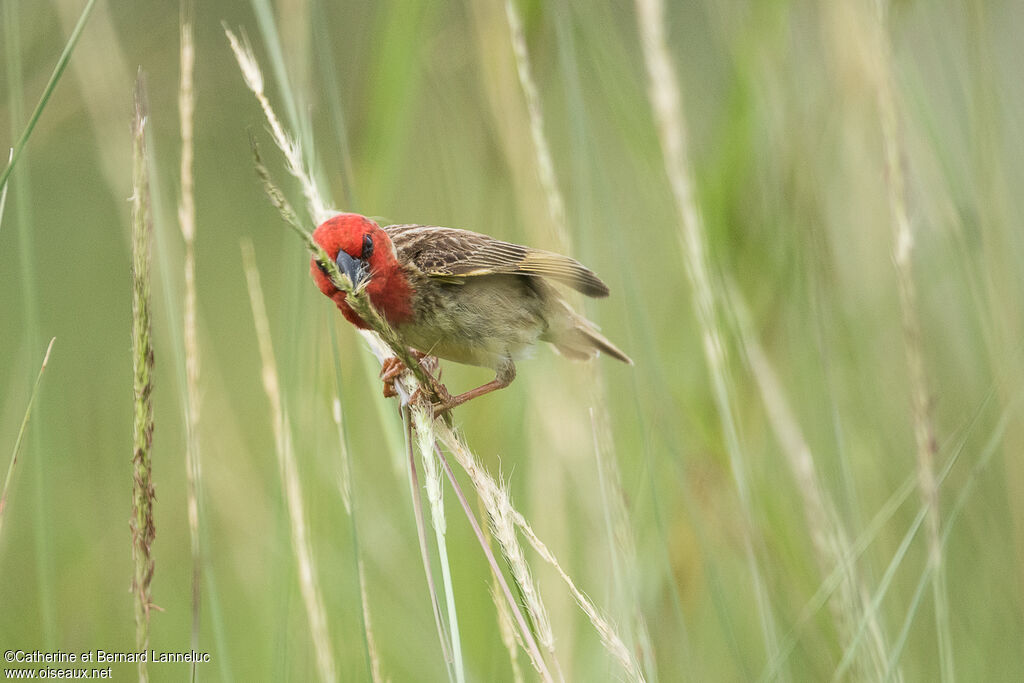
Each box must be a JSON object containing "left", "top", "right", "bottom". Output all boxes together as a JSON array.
[{"left": 311, "top": 213, "right": 631, "bottom": 409}]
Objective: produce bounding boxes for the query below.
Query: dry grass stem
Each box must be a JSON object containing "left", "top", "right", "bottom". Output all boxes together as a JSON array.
[
  {"left": 503, "top": 0, "right": 567, "bottom": 245},
  {"left": 486, "top": 472, "right": 554, "bottom": 654},
  {"left": 504, "top": 2, "right": 653, "bottom": 670},
  {"left": 433, "top": 444, "right": 554, "bottom": 682},
  {"left": 510, "top": 503, "right": 641, "bottom": 681},
  {"left": 868, "top": 3, "right": 953, "bottom": 680},
  {"left": 251, "top": 123, "right": 590, "bottom": 683},
  {"left": 225, "top": 26, "right": 330, "bottom": 224},
  {"left": 635, "top": 0, "right": 782, "bottom": 666},
  {"left": 436, "top": 427, "right": 643, "bottom": 682},
  {"left": 232, "top": 31, "right": 449, "bottom": 415},
  {"left": 241, "top": 241, "right": 338, "bottom": 683},
  {"left": 729, "top": 283, "right": 894, "bottom": 680},
  {"left": 130, "top": 73, "right": 156, "bottom": 683},
  {"left": 402, "top": 409, "right": 456, "bottom": 674},
  {"left": 0, "top": 338, "right": 55, "bottom": 541},
  {"left": 411, "top": 407, "right": 466, "bottom": 683},
  {"left": 247, "top": 96, "right": 467, "bottom": 683},
  {"left": 178, "top": 2, "right": 202, "bottom": 657},
  {"left": 412, "top": 409, "right": 445, "bottom": 538}
]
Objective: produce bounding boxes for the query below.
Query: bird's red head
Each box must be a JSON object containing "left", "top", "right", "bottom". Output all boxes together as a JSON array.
[{"left": 310, "top": 213, "right": 414, "bottom": 328}]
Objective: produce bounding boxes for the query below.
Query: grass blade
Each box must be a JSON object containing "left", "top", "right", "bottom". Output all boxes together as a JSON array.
[
  {"left": 883, "top": 390, "right": 1022, "bottom": 680},
  {"left": 434, "top": 444, "right": 554, "bottom": 682},
  {"left": 241, "top": 241, "right": 338, "bottom": 683},
  {"left": 0, "top": 0, "right": 97, "bottom": 192},
  {"left": 503, "top": 3, "right": 653, "bottom": 672},
  {"left": 403, "top": 409, "right": 456, "bottom": 681},
  {"left": 411, "top": 408, "right": 466, "bottom": 683},
  {"left": 5, "top": 0, "right": 55, "bottom": 646},
  {"left": 328, "top": 338, "right": 385, "bottom": 682},
  {"left": 729, "top": 279, "right": 892, "bottom": 679},
  {"left": 0, "top": 338, "right": 55, "bottom": 543},
  {"left": 634, "top": 0, "right": 781, "bottom": 669},
  {"left": 0, "top": 150, "right": 10, "bottom": 234}
]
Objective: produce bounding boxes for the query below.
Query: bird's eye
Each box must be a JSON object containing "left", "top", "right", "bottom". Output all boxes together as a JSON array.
[
  {"left": 316, "top": 259, "right": 330, "bottom": 276},
  {"left": 361, "top": 234, "right": 374, "bottom": 260}
]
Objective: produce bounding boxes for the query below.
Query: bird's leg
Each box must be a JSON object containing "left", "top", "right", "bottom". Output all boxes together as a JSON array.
[{"left": 432, "top": 360, "right": 516, "bottom": 412}]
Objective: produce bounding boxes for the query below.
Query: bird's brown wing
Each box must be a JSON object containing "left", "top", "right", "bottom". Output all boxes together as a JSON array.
[{"left": 383, "top": 224, "right": 610, "bottom": 298}]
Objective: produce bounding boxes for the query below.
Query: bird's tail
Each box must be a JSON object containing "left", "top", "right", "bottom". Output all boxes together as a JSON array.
[{"left": 544, "top": 304, "right": 633, "bottom": 364}]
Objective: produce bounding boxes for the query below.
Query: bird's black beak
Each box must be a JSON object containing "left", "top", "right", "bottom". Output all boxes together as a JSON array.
[{"left": 336, "top": 250, "right": 369, "bottom": 288}]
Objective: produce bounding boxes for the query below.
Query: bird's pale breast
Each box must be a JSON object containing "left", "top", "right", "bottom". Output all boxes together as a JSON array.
[{"left": 400, "top": 271, "right": 548, "bottom": 370}]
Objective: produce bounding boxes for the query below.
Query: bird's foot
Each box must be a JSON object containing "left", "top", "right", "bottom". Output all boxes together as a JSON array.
[
  {"left": 379, "top": 356, "right": 405, "bottom": 398},
  {"left": 411, "top": 375, "right": 453, "bottom": 414},
  {"left": 380, "top": 351, "right": 444, "bottom": 399}
]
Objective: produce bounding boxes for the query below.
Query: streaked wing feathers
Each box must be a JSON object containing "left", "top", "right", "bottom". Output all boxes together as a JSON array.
[{"left": 384, "top": 224, "right": 610, "bottom": 298}]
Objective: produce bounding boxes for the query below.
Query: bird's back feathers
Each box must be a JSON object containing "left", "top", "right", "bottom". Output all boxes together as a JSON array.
[{"left": 384, "top": 224, "right": 611, "bottom": 298}]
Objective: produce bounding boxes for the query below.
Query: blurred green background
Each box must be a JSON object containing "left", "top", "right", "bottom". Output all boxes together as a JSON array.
[{"left": 3, "top": 0, "right": 1024, "bottom": 680}]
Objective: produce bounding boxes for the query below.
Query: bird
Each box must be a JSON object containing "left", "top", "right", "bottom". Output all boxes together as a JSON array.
[{"left": 310, "top": 213, "right": 632, "bottom": 410}]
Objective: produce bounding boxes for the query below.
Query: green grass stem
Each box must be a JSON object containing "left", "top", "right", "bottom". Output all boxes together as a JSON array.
[
  {"left": 130, "top": 72, "right": 156, "bottom": 683},
  {"left": 0, "top": 338, "right": 55, "bottom": 544},
  {"left": 241, "top": 240, "right": 338, "bottom": 683},
  {"left": 0, "top": 0, "right": 97, "bottom": 193}
]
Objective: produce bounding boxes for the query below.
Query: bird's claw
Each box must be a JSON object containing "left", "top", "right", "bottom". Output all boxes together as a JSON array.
[
  {"left": 411, "top": 379, "right": 454, "bottom": 415},
  {"left": 380, "top": 352, "right": 444, "bottom": 401},
  {"left": 379, "top": 356, "right": 405, "bottom": 398}
]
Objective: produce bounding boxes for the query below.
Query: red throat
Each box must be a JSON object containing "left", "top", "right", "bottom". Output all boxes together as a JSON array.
[
  {"left": 365, "top": 268, "right": 415, "bottom": 325},
  {"left": 310, "top": 214, "right": 415, "bottom": 328},
  {"left": 322, "top": 271, "right": 415, "bottom": 330}
]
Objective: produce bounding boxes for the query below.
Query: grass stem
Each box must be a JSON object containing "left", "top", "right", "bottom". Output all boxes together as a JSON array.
[
  {"left": 402, "top": 408, "right": 456, "bottom": 679},
  {"left": 242, "top": 241, "right": 338, "bottom": 683},
  {"left": 178, "top": 2, "right": 203, "bottom": 666},
  {"left": 434, "top": 444, "right": 554, "bottom": 682},
  {"left": 411, "top": 408, "right": 466, "bottom": 683},
  {"left": 0, "top": 0, "right": 97, "bottom": 192},
  {"left": 870, "top": 3, "right": 953, "bottom": 679},
  {"left": 504, "top": 3, "right": 654, "bottom": 674},
  {"left": 0, "top": 338, "right": 55, "bottom": 543},
  {"left": 130, "top": 72, "right": 156, "bottom": 683},
  {"left": 634, "top": 0, "right": 781, "bottom": 669}
]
